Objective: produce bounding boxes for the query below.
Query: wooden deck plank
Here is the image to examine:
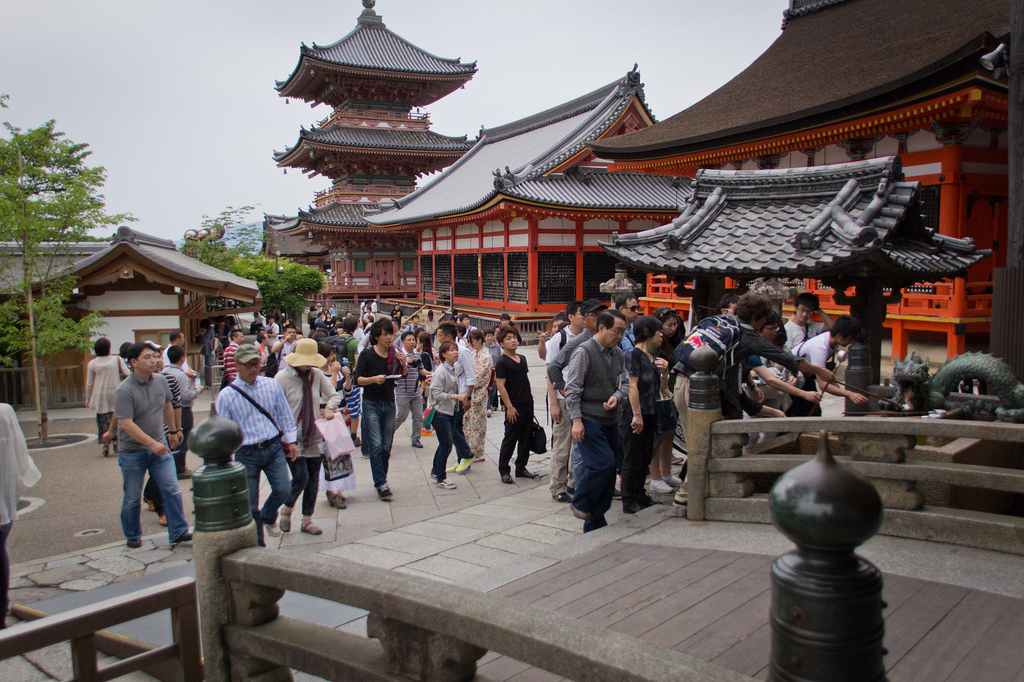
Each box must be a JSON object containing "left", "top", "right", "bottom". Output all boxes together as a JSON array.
[
  {"left": 709, "top": 622, "right": 772, "bottom": 677},
  {"left": 557, "top": 546, "right": 716, "bottom": 620},
  {"left": 576, "top": 548, "right": 743, "bottom": 626},
  {"left": 888, "top": 589, "right": 1015, "bottom": 682},
  {"left": 489, "top": 541, "right": 651, "bottom": 599},
  {"left": 943, "top": 595, "right": 1024, "bottom": 682},
  {"left": 609, "top": 553, "right": 772, "bottom": 638},
  {"left": 676, "top": 589, "right": 773, "bottom": 661},
  {"left": 515, "top": 545, "right": 684, "bottom": 613},
  {"left": 881, "top": 581, "right": 970, "bottom": 670},
  {"left": 643, "top": 567, "right": 771, "bottom": 648}
]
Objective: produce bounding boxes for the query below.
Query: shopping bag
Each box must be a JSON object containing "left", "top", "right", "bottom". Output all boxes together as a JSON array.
[
  {"left": 316, "top": 417, "right": 355, "bottom": 481},
  {"left": 423, "top": 406, "right": 437, "bottom": 427}
]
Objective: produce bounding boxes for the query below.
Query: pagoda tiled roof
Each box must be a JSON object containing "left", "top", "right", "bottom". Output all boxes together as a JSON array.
[
  {"left": 601, "top": 157, "right": 988, "bottom": 284},
  {"left": 273, "top": 126, "right": 471, "bottom": 164},
  {"left": 366, "top": 70, "right": 654, "bottom": 226},
  {"left": 267, "top": 203, "right": 370, "bottom": 231},
  {"left": 589, "top": 0, "right": 1009, "bottom": 160},
  {"left": 276, "top": 17, "right": 476, "bottom": 98},
  {"left": 505, "top": 169, "right": 686, "bottom": 211}
]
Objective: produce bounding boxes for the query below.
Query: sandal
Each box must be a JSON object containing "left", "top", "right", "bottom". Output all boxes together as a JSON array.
[
  {"left": 326, "top": 492, "right": 347, "bottom": 509},
  {"left": 301, "top": 520, "right": 323, "bottom": 535}
]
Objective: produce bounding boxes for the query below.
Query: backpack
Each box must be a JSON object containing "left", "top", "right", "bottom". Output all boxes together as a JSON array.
[
  {"left": 262, "top": 352, "right": 279, "bottom": 378},
  {"left": 675, "top": 314, "right": 744, "bottom": 374}
]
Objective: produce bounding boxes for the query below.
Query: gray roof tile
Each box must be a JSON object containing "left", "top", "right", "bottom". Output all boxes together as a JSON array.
[
  {"left": 274, "top": 126, "right": 471, "bottom": 164},
  {"left": 603, "top": 157, "right": 989, "bottom": 283}
]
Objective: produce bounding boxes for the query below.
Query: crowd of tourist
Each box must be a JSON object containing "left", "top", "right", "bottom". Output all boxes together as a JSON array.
[{"left": 74, "top": 286, "right": 866, "bottom": 548}]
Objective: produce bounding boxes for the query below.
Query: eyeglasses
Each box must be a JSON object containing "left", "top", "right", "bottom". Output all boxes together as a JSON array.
[{"left": 628, "top": 305, "right": 641, "bottom": 312}]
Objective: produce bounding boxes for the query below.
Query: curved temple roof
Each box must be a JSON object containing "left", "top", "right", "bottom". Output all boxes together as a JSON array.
[
  {"left": 276, "top": 10, "right": 477, "bottom": 104},
  {"left": 366, "top": 70, "right": 657, "bottom": 227},
  {"left": 273, "top": 126, "right": 471, "bottom": 166},
  {"left": 589, "top": 0, "right": 1009, "bottom": 160},
  {"left": 601, "top": 157, "right": 989, "bottom": 285}
]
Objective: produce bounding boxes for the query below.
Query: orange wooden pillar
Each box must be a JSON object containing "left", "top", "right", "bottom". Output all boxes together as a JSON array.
[
  {"left": 890, "top": 320, "right": 908, "bottom": 361},
  {"left": 527, "top": 217, "right": 539, "bottom": 311}
]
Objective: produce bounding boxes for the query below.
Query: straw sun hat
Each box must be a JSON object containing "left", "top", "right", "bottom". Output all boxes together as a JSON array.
[{"left": 285, "top": 338, "right": 326, "bottom": 367}]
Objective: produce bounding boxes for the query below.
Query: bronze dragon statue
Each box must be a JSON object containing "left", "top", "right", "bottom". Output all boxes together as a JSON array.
[{"left": 889, "top": 351, "right": 1024, "bottom": 422}]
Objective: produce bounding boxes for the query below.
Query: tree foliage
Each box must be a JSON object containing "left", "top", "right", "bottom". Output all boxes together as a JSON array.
[
  {"left": 0, "top": 99, "right": 130, "bottom": 437},
  {"left": 181, "top": 207, "right": 325, "bottom": 320}
]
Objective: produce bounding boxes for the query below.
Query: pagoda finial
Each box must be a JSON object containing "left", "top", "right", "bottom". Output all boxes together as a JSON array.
[{"left": 358, "top": 0, "right": 384, "bottom": 25}]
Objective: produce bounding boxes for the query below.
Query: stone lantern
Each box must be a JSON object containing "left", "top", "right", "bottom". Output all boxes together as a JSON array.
[{"left": 600, "top": 264, "right": 643, "bottom": 302}]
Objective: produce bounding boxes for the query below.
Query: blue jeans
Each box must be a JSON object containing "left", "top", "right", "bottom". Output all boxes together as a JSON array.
[
  {"left": 119, "top": 449, "right": 190, "bottom": 543},
  {"left": 431, "top": 411, "right": 455, "bottom": 482},
  {"left": 571, "top": 420, "right": 619, "bottom": 532},
  {"left": 488, "top": 385, "right": 499, "bottom": 411},
  {"left": 362, "top": 399, "right": 396, "bottom": 489},
  {"left": 234, "top": 441, "right": 292, "bottom": 547},
  {"left": 452, "top": 404, "right": 473, "bottom": 461}
]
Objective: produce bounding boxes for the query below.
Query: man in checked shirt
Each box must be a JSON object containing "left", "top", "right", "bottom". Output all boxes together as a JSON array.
[{"left": 216, "top": 344, "right": 298, "bottom": 547}]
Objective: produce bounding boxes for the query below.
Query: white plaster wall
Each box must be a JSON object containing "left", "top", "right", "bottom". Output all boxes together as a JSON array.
[
  {"left": 455, "top": 237, "right": 476, "bottom": 249},
  {"left": 508, "top": 233, "right": 528, "bottom": 248},
  {"left": 483, "top": 222, "right": 504, "bottom": 233},
  {"left": 87, "top": 290, "right": 178, "bottom": 312},
  {"left": 874, "top": 137, "right": 900, "bottom": 157},
  {"left": 583, "top": 218, "right": 616, "bottom": 232},
  {"left": 421, "top": 240, "right": 434, "bottom": 251},
  {"left": 627, "top": 219, "right": 657, "bottom": 232},
  {"left": 93, "top": 315, "right": 180, "bottom": 346},
  {"left": 508, "top": 217, "right": 529, "bottom": 232},
  {"left": 483, "top": 234, "right": 504, "bottom": 249},
  {"left": 906, "top": 132, "right": 941, "bottom": 153},
  {"left": 455, "top": 225, "right": 475, "bottom": 237}
]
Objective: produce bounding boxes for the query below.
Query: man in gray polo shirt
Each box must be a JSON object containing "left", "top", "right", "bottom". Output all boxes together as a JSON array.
[{"left": 111, "top": 342, "right": 192, "bottom": 548}]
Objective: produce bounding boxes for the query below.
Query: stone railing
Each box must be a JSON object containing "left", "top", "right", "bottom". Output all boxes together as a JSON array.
[
  {"left": 208, "top": 548, "right": 756, "bottom": 682},
  {"left": 681, "top": 346, "right": 1024, "bottom": 555}
]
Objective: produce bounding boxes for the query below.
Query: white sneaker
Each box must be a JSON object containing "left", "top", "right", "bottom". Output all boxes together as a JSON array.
[
  {"left": 265, "top": 522, "right": 283, "bottom": 537},
  {"left": 648, "top": 479, "right": 673, "bottom": 494},
  {"left": 436, "top": 479, "right": 457, "bottom": 489},
  {"left": 665, "top": 475, "right": 682, "bottom": 487}
]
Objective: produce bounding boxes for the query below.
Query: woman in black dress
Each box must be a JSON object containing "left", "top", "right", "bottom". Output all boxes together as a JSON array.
[{"left": 494, "top": 326, "right": 536, "bottom": 484}]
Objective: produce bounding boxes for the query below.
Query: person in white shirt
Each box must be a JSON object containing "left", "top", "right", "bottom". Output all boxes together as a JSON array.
[
  {"left": 787, "top": 315, "right": 867, "bottom": 416},
  {"left": 784, "top": 292, "right": 833, "bottom": 351},
  {"left": 161, "top": 331, "right": 196, "bottom": 380}
]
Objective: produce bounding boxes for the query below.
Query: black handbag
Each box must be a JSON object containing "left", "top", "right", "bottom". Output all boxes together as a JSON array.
[
  {"left": 529, "top": 417, "right": 547, "bottom": 454},
  {"left": 655, "top": 398, "right": 678, "bottom": 436}
]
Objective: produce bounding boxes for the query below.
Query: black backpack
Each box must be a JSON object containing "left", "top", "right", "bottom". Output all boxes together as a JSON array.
[
  {"left": 262, "top": 352, "right": 280, "bottom": 378},
  {"left": 675, "top": 314, "right": 744, "bottom": 374}
]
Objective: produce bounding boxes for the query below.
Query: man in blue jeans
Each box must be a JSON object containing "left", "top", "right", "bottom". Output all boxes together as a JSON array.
[
  {"left": 216, "top": 344, "right": 298, "bottom": 546},
  {"left": 563, "top": 310, "right": 628, "bottom": 532},
  {"left": 354, "top": 318, "right": 408, "bottom": 501},
  {"left": 110, "top": 342, "right": 192, "bottom": 548}
]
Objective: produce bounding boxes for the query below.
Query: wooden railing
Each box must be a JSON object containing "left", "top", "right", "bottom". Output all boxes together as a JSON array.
[
  {"left": 0, "top": 577, "right": 202, "bottom": 681},
  {"left": 644, "top": 274, "right": 994, "bottom": 319},
  {"left": 688, "top": 417, "right": 1024, "bottom": 556},
  {"left": 317, "top": 107, "right": 430, "bottom": 129},
  {"left": 215, "top": 548, "right": 755, "bottom": 682}
]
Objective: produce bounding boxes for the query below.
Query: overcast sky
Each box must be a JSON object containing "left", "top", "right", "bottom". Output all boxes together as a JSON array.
[{"left": 2, "top": 0, "right": 790, "bottom": 241}]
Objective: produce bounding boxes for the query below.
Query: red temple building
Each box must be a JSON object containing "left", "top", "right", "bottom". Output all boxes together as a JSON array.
[
  {"left": 589, "top": 0, "right": 1009, "bottom": 360},
  {"left": 366, "top": 69, "right": 683, "bottom": 315},
  {"left": 266, "top": 0, "right": 475, "bottom": 303}
]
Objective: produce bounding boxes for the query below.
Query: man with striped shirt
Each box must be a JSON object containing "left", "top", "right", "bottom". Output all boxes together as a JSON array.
[
  {"left": 216, "top": 343, "right": 298, "bottom": 546},
  {"left": 222, "top": 329, "right": 244, "bottom": 382}
]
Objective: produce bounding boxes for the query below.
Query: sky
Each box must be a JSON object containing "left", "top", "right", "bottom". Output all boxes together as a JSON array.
[{"left": 1, "top": 0, "right": 791, "bottom": 242}]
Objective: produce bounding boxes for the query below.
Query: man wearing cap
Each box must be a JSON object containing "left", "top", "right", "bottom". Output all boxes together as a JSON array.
[
  {"left": 109, "top": 341, "right": 192, "bottom": 548},
  {"left": 216, "top": 343, "right": 298, "bottom": 546},
  {"left": 275, "top": 339, "right": 342, "bottom": 535},
  {"left": 547, "top": 298, "right": 607, "bottom": 487}
]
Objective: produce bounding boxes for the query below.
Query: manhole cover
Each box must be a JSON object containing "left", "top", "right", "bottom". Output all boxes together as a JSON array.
[
  {"left": 26, "top": 434, "right": 92, "bottom": 450},
  {"left": 74, "top": 529, "right": 106, "bottom": 538}
]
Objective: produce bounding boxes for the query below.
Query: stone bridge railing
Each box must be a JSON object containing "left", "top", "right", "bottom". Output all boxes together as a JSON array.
[
  {"left": 682, "top": 348, "right": 1024, "bottom": 556},
  {"left": 200, "top": 547, "right": 757, "bottom": 682}
]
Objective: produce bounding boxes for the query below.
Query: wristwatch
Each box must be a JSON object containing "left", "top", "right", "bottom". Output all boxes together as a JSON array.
[{"left": 169, "top": 430, "right": 180, "bottom": 434}]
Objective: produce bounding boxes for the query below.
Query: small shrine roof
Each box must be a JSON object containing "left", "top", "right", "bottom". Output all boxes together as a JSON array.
[
  {"left": 505, "top": 169, "right": 686, "bottom": 211},
  {"left": 273, "top": 126, "right": 471, "bottom": 165},
  {"left": 589, "top": 0, "right": 1009, "bottom": 160},
  {"left": 72, "top": 227, "right": 260, "bottom": 301},
  {"left": 366, "top": 70, "right": 653, "bottom": 226},
  {"left": 602, "top": 157, "right": 989, "bottom": 284}
]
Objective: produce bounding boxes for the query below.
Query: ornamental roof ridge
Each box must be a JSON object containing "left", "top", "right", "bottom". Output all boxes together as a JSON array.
[
  {"left": 781, "top": 0, "right": 850, "bottom": 29},
  {"left": 110, "top": 225, "right": 176, "bottom": 249}
]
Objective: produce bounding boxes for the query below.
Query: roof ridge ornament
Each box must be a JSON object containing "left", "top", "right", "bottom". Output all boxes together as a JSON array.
[
  {"left": 358, "top": 0, "right": 384, "bottom": 25},
  {"left": 111, "top": 225, "right": 138, "bottom": 245}
]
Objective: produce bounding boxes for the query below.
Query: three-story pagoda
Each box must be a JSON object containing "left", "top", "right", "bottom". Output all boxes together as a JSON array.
[{"left": 267, "top": 0, "right": 475, "bottom": 303}]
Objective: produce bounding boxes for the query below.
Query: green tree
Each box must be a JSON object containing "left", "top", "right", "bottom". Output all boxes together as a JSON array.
[
  {"left": 180, "top": 205, "right": 260, "bottom": 269},
  {"left": 0, "top": 98, "right": 130, "bottom": 440},
  {"left": 229, "top": 257, "right": 325, "bottom": 322}
]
